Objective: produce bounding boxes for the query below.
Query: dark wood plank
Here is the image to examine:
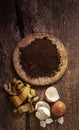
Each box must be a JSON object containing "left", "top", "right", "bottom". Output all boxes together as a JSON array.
[
  {"left": 1, "top": 0, "right": 79, "bottom": 130},
  {"left": 17, "top": 0, "right": 79, "bottom": 130},
  {"left": 0, "top": 0, "right": 26, "bottom": 130}
]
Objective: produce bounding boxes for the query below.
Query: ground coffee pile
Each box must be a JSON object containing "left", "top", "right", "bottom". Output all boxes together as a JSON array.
[{"left": 20, "top": 37, "right": 61, "bottom": 78}]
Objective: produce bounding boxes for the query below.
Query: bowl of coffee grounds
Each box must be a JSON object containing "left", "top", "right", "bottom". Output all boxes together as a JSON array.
[{"left": 13, "top": 33, "right": 68, "bottom": 86}]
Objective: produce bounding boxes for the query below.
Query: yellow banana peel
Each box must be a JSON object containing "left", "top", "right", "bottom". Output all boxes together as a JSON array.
[
  {"left": 19, "top": 87, "right": 30, "bottom": 102},
  {"left": 26, "top": 84, "right": 30, "bottom": 88},
  {"left": 3, "top": 78, "right": 39, "bottom": 112},
  {"left": 13, "top": 102, "right": 35, "bottom": 113},
  {"left": 30, "top": 88, "right": 36, "bottom": 97},
  {"left": 10, "top": 96, "right": 22, "bottom": 107},
  {"left": 12, "top": 78, "right": 24, "bottom": 90},
  {"left": 10, "top": 87, "right": 30, "bottom": 107}
]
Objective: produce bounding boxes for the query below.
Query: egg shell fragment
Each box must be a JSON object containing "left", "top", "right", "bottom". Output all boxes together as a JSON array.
[
  {"left": 35, "top": 101, "right": 50, "bottom": 110},
  {"left": 45, "top": 86, "right": 59, "bottom": 102},
  {"left": 40, "top": 120, "right": 46, "bottom": 128},
  {"left": 35, "top": 106, "right": 50, "bottom": 120},
  {"left": 57, "top": 116, "right": 64, "bottom": 125},
  {"left": 46, "top": 118, "right": 53, "bottom": 124}
]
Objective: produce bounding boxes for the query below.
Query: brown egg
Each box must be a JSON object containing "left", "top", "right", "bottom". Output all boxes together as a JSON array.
[{"left": 51, "top": 101, "right": 66, "bottom": 117}]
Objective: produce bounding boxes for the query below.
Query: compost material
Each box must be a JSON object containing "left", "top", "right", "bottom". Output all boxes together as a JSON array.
[{"left": 20, "top": 37, "right": 61, "bottom": 78}]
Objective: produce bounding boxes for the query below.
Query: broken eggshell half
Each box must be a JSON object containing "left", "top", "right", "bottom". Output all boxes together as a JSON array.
[
  {"left": 45, "top": 86, "right": 59, "bottom": 103},
  {"left": 35, "top": 101, "right": 50, "bottom": 110},
  {"left": 35, "top": 106, "right": 50, "bottom": 121}
]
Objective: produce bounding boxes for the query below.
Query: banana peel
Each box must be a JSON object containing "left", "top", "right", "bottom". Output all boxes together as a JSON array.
[
  {"left": 10, "top": 87, "right": 30, "bottom": 107},
  {"left": 30, "top": 88, "right": 36, "bottom": 97},
  {"left": 3, "top": 83, "right": 16, "bottom": 96},
  {"left": 19, "top": 87, "right": 30, "bottom": 102},
  {"left": 3, "top": 78, "right": 39, "bottom": 113},
  {"left": 10, "top": 96, "right": 22, "bottom": 107},
  {"left": 12, "top": 78, "right": 24, "bottom": 90},
  {"left": 32, "top": 96, "right": 39, "bottom": 103},
  {"left": 26, "top": 84, "right": 30, "bottom": 88},
  {"left": 13, "top": 102, "right": 35, "bottom": 113}
]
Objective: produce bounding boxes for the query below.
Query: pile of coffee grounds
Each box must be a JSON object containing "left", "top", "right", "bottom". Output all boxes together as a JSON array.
[{"left": 20, "top": 37, "right": 61, "bottom": 78}]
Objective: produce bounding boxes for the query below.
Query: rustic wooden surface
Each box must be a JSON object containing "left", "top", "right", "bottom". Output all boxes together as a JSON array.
[{"left": 0, "top": 0, "right": 79, "bottom": 130}]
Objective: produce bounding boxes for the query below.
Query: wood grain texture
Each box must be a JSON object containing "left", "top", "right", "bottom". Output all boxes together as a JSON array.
[
  {"left": 0, "top": 0, "right": 26, "bottom": 130},
  {"left": 0, "top": 0, "right": 79, "bottom": 130}
]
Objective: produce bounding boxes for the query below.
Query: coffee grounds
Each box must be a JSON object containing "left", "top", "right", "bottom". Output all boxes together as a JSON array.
[{"left": 20, "top": 37, "right": 61, "bottom": 78}]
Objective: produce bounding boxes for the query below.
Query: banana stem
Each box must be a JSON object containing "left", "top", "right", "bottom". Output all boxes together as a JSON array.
[{"left": 26, "top": 112, "right": 31, "bottom": 130}]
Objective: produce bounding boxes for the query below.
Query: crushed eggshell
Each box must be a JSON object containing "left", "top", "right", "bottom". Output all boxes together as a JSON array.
[
  {"left": 46, "top": 118, "right": 53, "bottom": 124},
  {"left": 40, "top": 118, "right": 53, "bottom": 128},
  {"left": 40, "top": 120, "right": 46, "bottom": 128},
  {"left": 57, "top": 116, "right": 64, "bottom": 125}
]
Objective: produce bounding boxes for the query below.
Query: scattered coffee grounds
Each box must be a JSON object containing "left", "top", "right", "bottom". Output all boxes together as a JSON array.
[{"left": 20, "top": 37, "right": 61, "bottom": 78}]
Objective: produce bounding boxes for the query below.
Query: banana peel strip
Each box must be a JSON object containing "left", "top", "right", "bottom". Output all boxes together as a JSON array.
[
  {"left": 10, "top": 87, "right": 30, "bottom": 107},
  {"left": 3, "top": 83, "right": 16, "bottom": 96},
  {"left": 13, "top": 102, "right": 35, "bottom": 113},
  {"left": 3, "top": 78, "right": 39, "bottom": 113}
]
